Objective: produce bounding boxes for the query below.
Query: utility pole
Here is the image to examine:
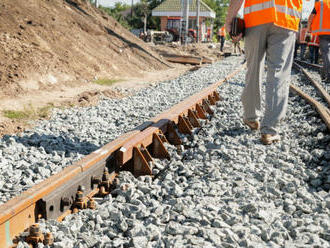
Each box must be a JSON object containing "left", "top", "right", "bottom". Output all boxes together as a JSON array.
[
  {"left": 182, "top": 0, "right": 189, "bottom": 46},
  {"left": 95, "top": 0, "right": 99, "bottom": 8},
  {"left": 196, "top": 0, "right": 200, "bottom": 43}
]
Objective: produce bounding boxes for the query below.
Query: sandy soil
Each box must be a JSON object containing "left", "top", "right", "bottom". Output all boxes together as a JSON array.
[{"left": 0, "top": 0, "right": 227, "bottom": 136}]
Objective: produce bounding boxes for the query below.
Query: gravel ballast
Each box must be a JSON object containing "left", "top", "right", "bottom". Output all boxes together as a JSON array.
[
  {"left": 13, "top": 57, "right": 330, "bottom": 247},
  {"left": 0, "top": 57, "right": 243, "bottom": 204},
  {"left": 292, "top": 66, "right": 329, "bottom": 107}
]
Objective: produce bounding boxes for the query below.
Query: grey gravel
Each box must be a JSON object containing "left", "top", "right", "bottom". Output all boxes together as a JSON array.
[
  {"left": 9, "top": 56, "right": 330, "bottom": 247},
  {"left": 0, "top": 57, "right": 242, "bottom": 204}
]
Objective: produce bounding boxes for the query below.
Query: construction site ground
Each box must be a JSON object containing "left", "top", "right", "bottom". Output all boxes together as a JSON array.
[{"left": 0, "top": 0, "right": 232, "bottom": 136}]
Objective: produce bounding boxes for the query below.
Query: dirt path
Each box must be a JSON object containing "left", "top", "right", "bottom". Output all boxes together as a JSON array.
[{"left": 0, "top": 65, "right": 191, "bottom": 136}]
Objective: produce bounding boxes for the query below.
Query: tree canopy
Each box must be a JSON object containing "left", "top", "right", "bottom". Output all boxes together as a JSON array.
[{"left": 100, "top": 0, "right": 230, "bottom": 32}]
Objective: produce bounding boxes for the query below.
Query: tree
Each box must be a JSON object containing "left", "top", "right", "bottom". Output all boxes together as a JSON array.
[
  {"left": 136, "top": 0, "right": 150, "bottom": 33},
  {"left": 100, "top": 3, "right": 131, "bottom": 29}
]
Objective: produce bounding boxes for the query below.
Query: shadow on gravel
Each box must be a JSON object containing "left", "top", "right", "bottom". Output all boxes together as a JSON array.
[
  {"left": 228, "top": 81, "right": 245, "bottom": 87},
  {"left": 220, "top": 127, "right": 246, "bottom": 138},
  {"left": 15, "top": 133, "right": 99, "bottom": 156}
]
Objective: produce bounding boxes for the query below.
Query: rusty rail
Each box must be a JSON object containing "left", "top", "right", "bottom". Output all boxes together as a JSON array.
[
  {"left": 0, "top": 65, "right": 244, "bottom": 247},
  {"left": 293, "top": 62, "right": 330, "bottom": 107},
  {"left": 290, "top": 84, "right": 330, "bottom": 130},
  {"left": 294, "top": 59, "right": 323, "bottom": 71}
]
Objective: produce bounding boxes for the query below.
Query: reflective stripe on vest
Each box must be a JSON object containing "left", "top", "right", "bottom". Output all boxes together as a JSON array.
[
  {"left": 244, "top": 0, "right": 302, "bottom": 31},
  {"left": 308, "top": 35, "right": 319, "bottom": 46},
  {"left": 312, "top": 0, "right": 330, "bottom": 34},
  {"left": 244, "top": 1, "right": 301, "bottom": 18}
]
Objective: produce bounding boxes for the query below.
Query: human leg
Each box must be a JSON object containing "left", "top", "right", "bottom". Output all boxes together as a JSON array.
[
  {"left": 315, "top": 47, "right": 319, "bottom": 64},
  {"left": 319, "top": 35, "right": 330, "bottom": 81},
  {"left": 309, "top": 46, "right": 315, "bottom": 63},
  {"left": 294, "top": 42, "right": 299, "bottom": 58},
  {"left": 242, "top": 24, "right": 268, "bottom": 123},
  {"left": 300, "top": 44, "right": 306, "bottom": 60},
  {"left": 262, "top": 25, "right": 295, "bottom": 135},
  {"left": 220, "top": 36, "right": 225, "bottom": 52}
]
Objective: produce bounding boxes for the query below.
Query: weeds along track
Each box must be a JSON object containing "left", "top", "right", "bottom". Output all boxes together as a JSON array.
[{"left": 1, "top": 57, "right": 330, "bottom": 247}]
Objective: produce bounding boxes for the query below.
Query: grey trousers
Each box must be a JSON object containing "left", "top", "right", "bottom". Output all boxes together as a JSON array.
[
  {"left": 243, "top": 23, "right": 295, "bottom": 135},
  {"left": 319, "top": 35, "right": 330, "bottom": 81}
]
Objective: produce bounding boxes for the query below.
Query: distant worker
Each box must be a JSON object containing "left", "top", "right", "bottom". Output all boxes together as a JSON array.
[
  {"left": 218, "top": 25, "right": 226, "bottom": 52},
  {"left": 225, "top": 0, "right": 302, "bottom": 145},
  {"left": 299, "top": 25, "right": 308, "bottom": 60},
  {"left": 308, "top": 33, "right": 320, "bottom": 64},
  {"left": 308, "top": 0, "right": 330, "bottom": 82}
]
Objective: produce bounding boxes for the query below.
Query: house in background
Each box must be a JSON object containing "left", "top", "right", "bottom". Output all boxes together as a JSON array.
[{"left": 152, "top": 0, "right": 216, "bottom": 42}]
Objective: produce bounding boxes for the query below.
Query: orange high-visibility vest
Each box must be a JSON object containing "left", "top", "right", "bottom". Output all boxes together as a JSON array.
[
  {"left": 218, "top": 27, "right": 226, "bottom": 37},
  {"left": 311, "top": 0, "right": 330, "bottom": 35},
  {"left": 244, "top": 0, "right": 303, "bottom": 31},
  {"left": 308, "top": 34, "right": 320, "bottom": 46},
  {"left": 299, "top": 28, "right": 308, "bottom": 44}
]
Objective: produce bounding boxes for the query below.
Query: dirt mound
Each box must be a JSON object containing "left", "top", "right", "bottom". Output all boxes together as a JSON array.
[{"left": 0, "top": 0, "right": 169, "bottom": 97}]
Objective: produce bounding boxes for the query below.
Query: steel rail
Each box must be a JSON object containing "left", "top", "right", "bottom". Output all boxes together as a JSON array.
[
  {"left": 294, "top": 59, "right": 323, "bottom": 71},
  {"left": 0, "top": 65, "right": 245, "bottom": 248},
  {"left": 293, "top": 62, "right": 330, "bottom": 107},
  {"left": 290, "top": 84, "right": 330, "bottom": 130}
]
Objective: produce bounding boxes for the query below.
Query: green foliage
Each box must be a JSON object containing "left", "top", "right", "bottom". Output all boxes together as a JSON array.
[
  {"left": 203, "top": 0, "right": 230, "bottom": 31},
  {"left": 98, "top": 0, "right": 229, "bottom": 33},
  {"left": 3, "top": 104, "right": 54, "bottom": 120},
  {"left": 99, "top": 3, "right": 131, "bottom": 29}
]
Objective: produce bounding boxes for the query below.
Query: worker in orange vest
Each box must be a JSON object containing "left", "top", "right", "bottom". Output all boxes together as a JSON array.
[
  {"left": 225, "top": 0, "right": 302, "bottom": 144},
  {"left": 308, "top": 34, "right": 320, "bottom": 64},
  {"left": 299, "top": 25, "right": 308, "bottom": 61},
  {"left": 218, "top": 26, "right": 226, "bottom": 52},
  {"left": 308, "top": 0, "right": 330, "bottom": 82}
]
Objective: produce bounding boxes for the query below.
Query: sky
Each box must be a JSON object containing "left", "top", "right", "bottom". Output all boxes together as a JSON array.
[{"left": 98, "top": 0, "right": 315, "bottom": 19}]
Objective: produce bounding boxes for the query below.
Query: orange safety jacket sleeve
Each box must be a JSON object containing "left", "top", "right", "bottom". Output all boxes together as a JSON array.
[{"left": 311, "top": 0, "right": 330, "bottom": 35}]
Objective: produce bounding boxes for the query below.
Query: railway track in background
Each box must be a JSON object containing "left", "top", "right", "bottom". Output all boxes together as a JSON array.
[
  {"left": 292, "top": 61, "right": 330, "bottom": 130},
  {"left": 1, "top": 61, "right": 329, "bottom": 247}
]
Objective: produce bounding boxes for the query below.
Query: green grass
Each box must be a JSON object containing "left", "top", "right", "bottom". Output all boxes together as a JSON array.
[
  {"left": 3, "top": 103, "right": 54, "bottom": 120},
  {"left": 3, "top": 110, "right": 31, "bottom": 120},
  {"left": 93, "top": 78, "right": 121, "bottom": 86}
]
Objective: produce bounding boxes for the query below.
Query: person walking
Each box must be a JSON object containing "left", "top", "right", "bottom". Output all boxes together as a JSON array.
[
  {"left": 308, "top": 33, "right": 320, "bottom": 64},
  {"left": 218, "top": 25, "right": 226, "bottom": 52},
  {"left": 225, "top": 0, "right": 302, "bottom": 145},
  {"left": 308, "top": 0, "right": 330, "bottom": 82}
]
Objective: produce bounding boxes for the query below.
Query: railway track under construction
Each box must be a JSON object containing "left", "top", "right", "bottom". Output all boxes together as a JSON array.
[{"left": 0, "top": 61, "right": 329, "bottom": 247}]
